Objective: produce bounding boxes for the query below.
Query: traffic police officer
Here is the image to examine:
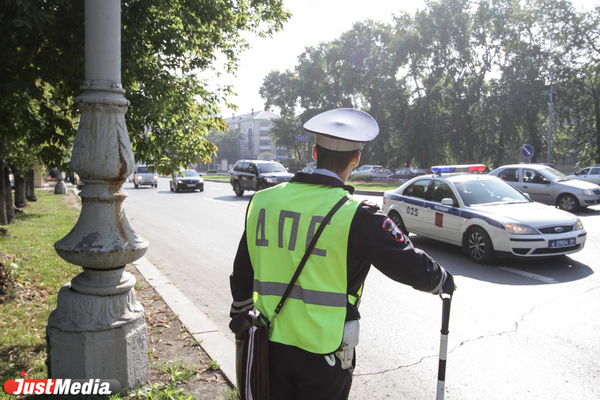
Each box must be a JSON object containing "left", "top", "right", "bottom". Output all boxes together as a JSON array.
[{"left": 230, "top": 108, "right": 455, "bottom": 400}]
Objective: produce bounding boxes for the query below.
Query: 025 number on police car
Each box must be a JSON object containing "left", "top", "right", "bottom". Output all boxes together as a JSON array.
[{"left": 406, "top": 206, "right": 419, "bottom": 217}]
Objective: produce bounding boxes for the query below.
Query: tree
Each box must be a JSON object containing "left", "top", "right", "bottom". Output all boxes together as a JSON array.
[
  {"left": 256, "top": 0, "right": 598, "bottom": 171},
  {"left": 533, "top": 0, "right": 600, "bottom": 165},
  {"left": 120, "top": 0, "right": 291, "bottom": 176},
  {"left": 0, "top": 0, "right": 291, "bottom": 227},
  {"left": 208, "top": 128, "right": 244, "bottom": 167},
  {"left": 260, "top": 70, "right": 308, "bottom": 159}
]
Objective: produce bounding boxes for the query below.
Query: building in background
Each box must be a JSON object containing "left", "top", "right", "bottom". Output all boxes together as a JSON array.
[{"left": 224, "top": 109, "right": 287, "bottom": 161}]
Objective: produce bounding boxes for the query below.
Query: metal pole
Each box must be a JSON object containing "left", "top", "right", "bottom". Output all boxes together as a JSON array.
[
  {"left": 436, "top": 294, "right": 452, "bottom": 400},
  {"left": 47, "top": 0, "right": 149, "bottom": 389}
]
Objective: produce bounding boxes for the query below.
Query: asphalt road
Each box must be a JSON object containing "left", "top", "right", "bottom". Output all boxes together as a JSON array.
[{"left": 124, "top": 177, "right": 600, "bottom": 400}]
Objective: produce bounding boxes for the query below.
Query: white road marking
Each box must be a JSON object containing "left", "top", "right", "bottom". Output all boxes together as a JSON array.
[
  {"left": 204, "top": 198, "right": 240, "bottom": 206},
  {"left": 499, "top": 267, "right": 558, "bottom": 284}
]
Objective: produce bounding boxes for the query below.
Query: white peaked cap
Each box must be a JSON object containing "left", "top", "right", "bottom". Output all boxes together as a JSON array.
[{"left": 303, "top": 108, "right": 379, "bottom": 151}]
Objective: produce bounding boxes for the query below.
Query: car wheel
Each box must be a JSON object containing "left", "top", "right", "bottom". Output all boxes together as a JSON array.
[
  {"left": 388, "top": 211, "right": 409, "bottom": 236},
  {"left": 234, "top": 181, "right": 244, "bottom": 197},
  {"left": 465, "top": 227, "right": 495, "bottom": 264},
  {"left": 557, "top": 194, "right": 579, "bottom": 212}
]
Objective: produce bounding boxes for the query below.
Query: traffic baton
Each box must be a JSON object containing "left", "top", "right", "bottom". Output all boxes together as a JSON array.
[{"left": 436, "top": 293, "right": 452, "bottom": 400}]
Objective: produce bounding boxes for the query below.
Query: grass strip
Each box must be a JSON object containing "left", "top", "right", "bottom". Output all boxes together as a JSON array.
[
  {"left": 0, "top": 190, "right": 82, "bottom": 389},
  {"left": 0, "top": 190, "right": 230, "bottom": 399}
]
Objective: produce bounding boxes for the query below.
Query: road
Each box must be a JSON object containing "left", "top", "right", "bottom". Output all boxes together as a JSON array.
[{"left": 124, "top": 177, "right": 600, "bottom": 400}]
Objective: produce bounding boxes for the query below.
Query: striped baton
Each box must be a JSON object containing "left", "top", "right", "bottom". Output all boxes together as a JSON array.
[{"left": 436, "top": 293, "right": 452, "bottom": 400}]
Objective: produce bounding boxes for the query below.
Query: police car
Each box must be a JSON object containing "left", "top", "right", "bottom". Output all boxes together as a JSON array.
[{"left": 382, "top": 164, "right": 587, "bottom": 263}]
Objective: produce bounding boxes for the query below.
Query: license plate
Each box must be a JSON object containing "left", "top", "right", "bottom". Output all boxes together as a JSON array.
[
  {"left": 187, "top": 184, "right": 196, "bottom": 187},
  {"left": 549, "top": 238, "right": 575, "bottom": 249}
]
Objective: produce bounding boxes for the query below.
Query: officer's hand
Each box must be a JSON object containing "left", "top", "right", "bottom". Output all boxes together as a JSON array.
[{"left": 442, "top": 272, "right": 456, "bottom": 296}]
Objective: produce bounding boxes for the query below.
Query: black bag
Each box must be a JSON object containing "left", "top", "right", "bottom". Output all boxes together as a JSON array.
[
  {"left": 229, "top": 195, "right": 350, "bottom": 400},
  {"left": 229, "top": 310, "right": 270, "bottom": 400}
]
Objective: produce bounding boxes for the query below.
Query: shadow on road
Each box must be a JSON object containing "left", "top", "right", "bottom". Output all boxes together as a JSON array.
[{"left": 408, "top": 234, "right": 594, "bottom": 286}]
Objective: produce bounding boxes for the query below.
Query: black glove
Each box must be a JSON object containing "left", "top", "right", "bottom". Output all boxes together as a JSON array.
[{"left": 441, "top": 271, "right": 455, "bottom": 296}]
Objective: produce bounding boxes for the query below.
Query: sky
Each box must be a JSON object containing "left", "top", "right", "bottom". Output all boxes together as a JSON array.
[{"left": 212, "top": 0, "right": 597, "bottom": 118}]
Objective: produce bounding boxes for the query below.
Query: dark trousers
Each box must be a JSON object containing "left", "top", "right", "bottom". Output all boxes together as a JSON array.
[{"left": 268, "top": 341, "right": 353, "bottom": 400}]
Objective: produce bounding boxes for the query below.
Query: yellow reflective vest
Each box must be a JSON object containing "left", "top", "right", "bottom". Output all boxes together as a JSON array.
[{"left": 247, "top": 182, "right": 361, "bottom": 354}]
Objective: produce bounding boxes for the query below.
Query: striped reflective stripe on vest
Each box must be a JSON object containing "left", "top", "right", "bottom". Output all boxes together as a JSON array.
[{"left": 254, "top": 280, "right": 347, "bottom": 308}]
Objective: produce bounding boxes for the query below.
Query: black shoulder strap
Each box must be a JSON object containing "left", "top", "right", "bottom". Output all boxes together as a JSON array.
[{"left": 269, "top": 195, "right": 350, "bottom": 324}]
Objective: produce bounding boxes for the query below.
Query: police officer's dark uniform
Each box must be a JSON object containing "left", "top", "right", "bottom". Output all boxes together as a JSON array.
[{"left": 230, "top": 108, "right": 455, "bottom": 400}]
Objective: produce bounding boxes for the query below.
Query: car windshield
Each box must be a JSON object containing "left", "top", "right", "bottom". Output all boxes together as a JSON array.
[
  {"left": 540, "top": 167, "right": 570, "bottom": 182},
  {"left": 137, "top": 166, "right": 154, "bottom": 173},
  {"left": 258, "top": 163, "right": 287, "bottom": 173},
  {"left": 179, "top": 170, "right": 198, "bottom": 177},
  {"left": 454, "top": 179, "right": 530, "bottom": 206}
]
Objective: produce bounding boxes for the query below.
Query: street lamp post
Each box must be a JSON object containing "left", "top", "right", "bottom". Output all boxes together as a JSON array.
[{"left": 46, "top": 0, "right": 149, "bottom": 390}]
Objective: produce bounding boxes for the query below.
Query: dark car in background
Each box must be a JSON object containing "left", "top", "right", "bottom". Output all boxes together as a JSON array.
[
  {"left": 170, "top": 170, "right": 204, "bottom": 192},
  {"left": 230, "top": 159, "right": 293, "bottom": 196},
  {"left": 388, "top": 168, "right": 427, "bottom": 181}
]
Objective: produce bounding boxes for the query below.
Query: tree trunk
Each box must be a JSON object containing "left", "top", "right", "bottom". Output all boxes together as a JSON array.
[
  {"left": 14, "top": 172, "right": 27, "bottom": 208},
  {"left": 3, "top": 167, "right": 16, "bottom": 224},
  {"left": 0, "top": 148, "right": 7, "bottom": 226},
  {"left": 26, "top": 170, "right": 37, "bottom": 202}
]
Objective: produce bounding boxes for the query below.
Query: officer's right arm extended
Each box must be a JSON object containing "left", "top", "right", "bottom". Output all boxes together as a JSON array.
[{"left": 345, "top": 200, "right": 455, "bottom": 301}]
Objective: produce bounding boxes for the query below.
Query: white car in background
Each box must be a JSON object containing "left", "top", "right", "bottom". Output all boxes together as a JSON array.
[
  {"left": 489, "top": 163, "right": 600, "bottom": 212},
  {"left": 382, "top": 165, "right": 587, "bottom": 264},
  {"left": 568, "top": 166, "right": 600, "bottom": 185},
  {"left": 350, "top": 165, "right": 388, "bottom": 180}
]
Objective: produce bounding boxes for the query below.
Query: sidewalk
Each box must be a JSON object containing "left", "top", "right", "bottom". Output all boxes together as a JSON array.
[{"left": 132, "top": 257, "right": 236, "bottom": 385}]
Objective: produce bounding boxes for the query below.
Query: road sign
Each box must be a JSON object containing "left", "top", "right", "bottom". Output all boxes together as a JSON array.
[
  {"left": 521, "top": 144, "right": 534, "bottom": 159},
  {"left": 296, "top": 135, "right": 309, "bottom": 142}
]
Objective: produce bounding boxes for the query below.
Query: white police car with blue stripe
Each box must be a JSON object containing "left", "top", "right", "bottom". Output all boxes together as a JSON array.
[{"left": 382, "top": 165, "right": 587, "bottom": 263}]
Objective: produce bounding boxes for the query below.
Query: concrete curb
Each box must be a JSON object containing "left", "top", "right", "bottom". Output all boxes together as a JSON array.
[{"left": 132, "top": 257, "right": 236, "bottom": 386}]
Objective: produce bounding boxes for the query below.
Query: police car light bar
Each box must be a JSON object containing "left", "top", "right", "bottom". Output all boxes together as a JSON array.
[{"left": 430, "top": 164, "right": 487, "bottom": 174}]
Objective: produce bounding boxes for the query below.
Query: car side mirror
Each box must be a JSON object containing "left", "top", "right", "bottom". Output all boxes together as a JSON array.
[{"left": 441, "top": 198, "right": 455, "bottom": 207}]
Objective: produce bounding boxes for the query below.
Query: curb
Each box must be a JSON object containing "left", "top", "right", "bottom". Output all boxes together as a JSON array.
[{"left": 132, "top": 257, "right": 236, "bottom": 386}]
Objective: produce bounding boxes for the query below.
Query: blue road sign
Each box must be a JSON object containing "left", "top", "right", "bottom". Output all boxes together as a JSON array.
[
  {"left": 296, "top": 135, "right": 309, "bottom": 142},
  {"left": 521, "top": 144, "right": 534, "bottom": 159}
]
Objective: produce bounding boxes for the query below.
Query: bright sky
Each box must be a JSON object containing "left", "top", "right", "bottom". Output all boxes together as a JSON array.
[{"left": 214, "top": 0, "right": 597, "bottom": 117}]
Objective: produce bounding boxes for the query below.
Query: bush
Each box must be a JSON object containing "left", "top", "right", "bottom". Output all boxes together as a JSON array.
[
  {"left": 206, "top": 169, "right": 218, "bottom": 174},
  {"left": 349, "top": 174, "right": 373, "bottom": 182}
]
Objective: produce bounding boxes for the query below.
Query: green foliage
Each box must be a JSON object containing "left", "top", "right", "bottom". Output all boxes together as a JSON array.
[
  {"left": 208, "top": 128, "right": 244, "bottom": 163},
  {"left": 128, "top": 382, "right": 194, "bottom": 400},
  {"left": 120, "top": 0, "right": 291, "bottom": 176},
  {"left": 0, "top": 190, "right": 82, "bottom": 385},
  {"left": 1, "top": 0, "right": 291, "bottom": 176},
  {"left": 260, "top": 0, "right": 599, "bottom": 169},
  {"left": 348, "top": 174, "right": 374, "bottom": 182}
]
